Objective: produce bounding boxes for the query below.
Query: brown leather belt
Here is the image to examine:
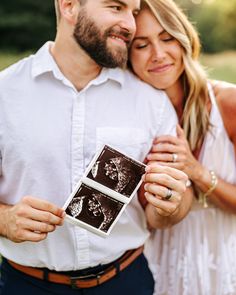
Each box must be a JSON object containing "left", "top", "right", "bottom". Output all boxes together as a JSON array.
[{"left": 7, "top": 245, "right": 144, "bottom": 289}]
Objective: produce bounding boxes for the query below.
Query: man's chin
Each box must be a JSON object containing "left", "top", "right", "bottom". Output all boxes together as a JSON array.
[{"left": 110, "top": 53, "right": 128, "bottom": 68}]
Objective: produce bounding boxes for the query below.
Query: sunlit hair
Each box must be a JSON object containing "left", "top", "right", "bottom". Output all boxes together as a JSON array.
[
  {"left": 54, "top": 0, "right": 60, "bottom": 26},
  {"left": 142, "top": 0, "right": 210, "bottom": 151}
]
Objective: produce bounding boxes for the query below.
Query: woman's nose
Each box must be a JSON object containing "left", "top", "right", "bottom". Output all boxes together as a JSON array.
[{"left": 151, "top": 43, "right": 166, "bottom": 62}]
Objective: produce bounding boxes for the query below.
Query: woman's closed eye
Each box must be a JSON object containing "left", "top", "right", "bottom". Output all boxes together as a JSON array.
[
  {"left": 160, "top": 32, "right": 175, "bottom": 42},
  {"left": 162, "top": 37, "right": 174, "bottom": 42},
  {"left": 134, "top": 42, "right": 149, "bottom": 49}
]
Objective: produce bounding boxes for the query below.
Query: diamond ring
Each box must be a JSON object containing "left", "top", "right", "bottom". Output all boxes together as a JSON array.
[{"left": 172, "top": 153, "right": 178, "bottom": 163}]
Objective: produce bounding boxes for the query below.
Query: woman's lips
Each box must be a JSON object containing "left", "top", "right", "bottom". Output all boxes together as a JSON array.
[{"left": 148, "top": 64, "right": 172, "bottom": 73}]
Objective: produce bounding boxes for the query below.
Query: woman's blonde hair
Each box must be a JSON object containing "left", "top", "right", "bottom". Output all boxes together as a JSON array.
[{"left": 142, "top": 0, "right": 210, "bottom": 151}]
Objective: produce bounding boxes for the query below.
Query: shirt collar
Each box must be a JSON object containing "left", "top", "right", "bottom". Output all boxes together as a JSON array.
[
  {"left": 95, "top": 67, "right": 125, "bottom": 87},
  {"left": 32, "top": 41, "right": 126, "bottom": 88},
  {"left": 32, "top": 41, "right": 64, "bottom": 80}
]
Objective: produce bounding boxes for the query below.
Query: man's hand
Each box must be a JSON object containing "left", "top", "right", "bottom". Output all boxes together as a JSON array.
[
  {"left": 143, "top": 163, "right": 191, "bottom": 228},
  {"left": 0, "top": 196, "right": 65, "bottom": 243}
]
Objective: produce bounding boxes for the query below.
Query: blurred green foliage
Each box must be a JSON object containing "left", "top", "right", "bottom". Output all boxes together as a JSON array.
[
  {"left": 176, "top": 0, "right": 236, "bottom": 53},
  {"left": 1, "top": 50, "right": 235, "bottom": 83},
  {"left": 0, "top": 0, "right": 55, "bottom": 51},
  {"left": 0, "top": 0, "right": 235, "bottom": 53},
  {"left": 200, "top": 51, "right": 236, "bottom": 83}
]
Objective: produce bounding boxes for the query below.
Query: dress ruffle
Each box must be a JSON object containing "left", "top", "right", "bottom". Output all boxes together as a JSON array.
[
  {"left": 144, "top": 83, "right": 236, "bottom": 295},
  {"left": 145, "top": 202, "right": 236, "bottom": 295}
]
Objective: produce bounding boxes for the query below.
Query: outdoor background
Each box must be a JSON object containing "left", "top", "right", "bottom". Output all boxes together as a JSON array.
[
  {"left": 0, "top": 0, "right": 236, "bottom": 82},
  {"left": 0, "top": 0, "right": 235, "bottom": 268}
]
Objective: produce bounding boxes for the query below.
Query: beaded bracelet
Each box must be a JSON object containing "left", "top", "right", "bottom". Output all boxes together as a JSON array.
[
  {"left": 186, "top": 179, "right": 192, "bottom": 188},
  {"left": 200, "top": 170, "right": 218, "bottom": 208}
]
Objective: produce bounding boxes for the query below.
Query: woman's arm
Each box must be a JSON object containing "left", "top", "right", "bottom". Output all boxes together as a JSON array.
[
  {"left": 148, "top": 81, "right": 236, "bottom": 213},
  {"left": 203, "top": 81, "right": 236, "bottom": 212}
]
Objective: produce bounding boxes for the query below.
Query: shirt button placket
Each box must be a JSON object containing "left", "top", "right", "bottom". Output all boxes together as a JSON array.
[{"left": 71, "top": 91, "right": 90, "bottom": 268}]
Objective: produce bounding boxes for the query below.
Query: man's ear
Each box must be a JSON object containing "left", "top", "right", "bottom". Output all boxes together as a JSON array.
[{"left": 57, "top": 0, "right": 80, "bottom": 25}]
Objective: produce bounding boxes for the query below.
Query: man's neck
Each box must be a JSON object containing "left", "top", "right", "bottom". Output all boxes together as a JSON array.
[{"left": 51, "top": 37, "right": 102, "bottom": 91}]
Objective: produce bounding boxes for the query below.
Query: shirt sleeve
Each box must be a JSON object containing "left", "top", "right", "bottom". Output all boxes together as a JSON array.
[
  {"left": 0, "top": 152, "right": 2, "bottom": 177},
  {"left": 156, "top": 93, "right": 178, "bottom": 137}
]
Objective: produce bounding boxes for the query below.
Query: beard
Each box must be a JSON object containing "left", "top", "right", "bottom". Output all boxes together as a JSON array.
[{"left": 73, "top": 9, "right": 131, "bottom": 68}]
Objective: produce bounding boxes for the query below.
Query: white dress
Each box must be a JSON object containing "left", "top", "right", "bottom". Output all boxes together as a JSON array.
[{"left": 144, "top": 85, "right": 236, "bottom": 295}]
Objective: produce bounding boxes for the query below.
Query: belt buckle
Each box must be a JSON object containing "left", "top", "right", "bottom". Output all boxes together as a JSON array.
[
  {"left": 70, "top": 271, "right": 104, "bottom": 289},
  {"left": 70, "top": 276, "right": 82, "bottom": 289}
]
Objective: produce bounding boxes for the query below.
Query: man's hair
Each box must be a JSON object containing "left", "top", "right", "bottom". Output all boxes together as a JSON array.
[{"left": 54, "top": 0, "right": 87, "bottom": 25}]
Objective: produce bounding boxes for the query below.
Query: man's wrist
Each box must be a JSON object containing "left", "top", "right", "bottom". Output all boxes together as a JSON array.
[{"left": 0, "top": 203, "right": 11, "bottom": 238}]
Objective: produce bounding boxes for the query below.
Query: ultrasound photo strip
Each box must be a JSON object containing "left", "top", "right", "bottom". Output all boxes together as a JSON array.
[
  {"left": 64, "top": 183, "right": 126, "bottom": 237},
  {"left": 85, "top": 145, "right": 146, "bottom": 204},
  {"left": 63, "top": 145, "right": 146, "bottom": 237}
]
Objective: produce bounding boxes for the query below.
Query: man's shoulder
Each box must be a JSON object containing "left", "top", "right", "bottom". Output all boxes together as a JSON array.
[
  {"left": 118, "top": 70, "right": 176, "bottom": 118},
  {"left": 122, "top": 70, "right": 167, "bottom": 98},
  {"left": 0, "top": 55, "right": 34, "bottom": 86}
]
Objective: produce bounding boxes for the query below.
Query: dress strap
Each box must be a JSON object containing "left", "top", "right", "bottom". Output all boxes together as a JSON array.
[{"left": 207, "top": 81, "right": 217, "bottom": 106}]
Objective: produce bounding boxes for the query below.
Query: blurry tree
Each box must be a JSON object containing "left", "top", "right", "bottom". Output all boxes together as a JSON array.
[
  {"left": 0, "top": 0, "right": 55, "bottom": 51},
  {"left": 0, "top": 0, "right": 235, "bottom": 53},
  {"left": 176, "top": 0, "right": 236, "bottom": 53},
  {"left": 218, "top": 0, "right": 236, "bottom": 50}
]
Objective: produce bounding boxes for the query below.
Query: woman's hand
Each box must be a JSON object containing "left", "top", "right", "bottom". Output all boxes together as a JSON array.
[{"left": 147, "top": 125, "right": 200, "bottom": 180}]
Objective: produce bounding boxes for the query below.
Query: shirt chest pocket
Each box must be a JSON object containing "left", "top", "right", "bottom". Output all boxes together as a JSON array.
[{"left": 96, "top": 127, "right": 151, "bottom": 162}]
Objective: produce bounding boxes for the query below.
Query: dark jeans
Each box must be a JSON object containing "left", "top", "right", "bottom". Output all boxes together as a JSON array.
[
  {"left": 0, "top": 260, "right": 3, "bottom": 294},
  {"left": 0, "top": 254, "right": 154, "bottom": 295}
]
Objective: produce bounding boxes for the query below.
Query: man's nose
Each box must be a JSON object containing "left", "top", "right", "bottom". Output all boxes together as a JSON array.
[{"left": 120, "top": 11, "right": 136, "bottom": 36}]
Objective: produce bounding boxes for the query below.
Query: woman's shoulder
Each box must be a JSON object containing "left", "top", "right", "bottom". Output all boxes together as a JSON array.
[
  {"left": 211, "top": 80, "right": 236, "bottom": 141},
  {"left": 212, "top": 80, "right": 236, "bottom": 97}
]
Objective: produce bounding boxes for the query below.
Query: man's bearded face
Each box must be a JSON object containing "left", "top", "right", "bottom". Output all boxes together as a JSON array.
[{"left": 73, "top": 8, "right": 132, "bottom": 68}]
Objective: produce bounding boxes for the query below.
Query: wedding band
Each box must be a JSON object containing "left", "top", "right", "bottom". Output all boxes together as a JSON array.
[
  {"left": 164, "top": 188, "right": 173, "bottom": 200},
  {"left": 172, "top": 153, "right": 178, "bottom": 163}
]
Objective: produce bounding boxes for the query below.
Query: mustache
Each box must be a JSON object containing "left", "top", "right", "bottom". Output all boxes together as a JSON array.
[{"left": 105, "top": 28, "right": 133, "bottom": 47}]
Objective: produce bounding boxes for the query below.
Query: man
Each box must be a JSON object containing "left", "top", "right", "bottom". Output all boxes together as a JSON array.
[{"left": 0, "top": 0, "right": 191, "bottom": 294}]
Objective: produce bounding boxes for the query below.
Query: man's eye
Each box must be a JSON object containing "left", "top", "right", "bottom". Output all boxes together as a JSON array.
[{"left": 110, "top": 6, "right": 122, "bottom": 11}]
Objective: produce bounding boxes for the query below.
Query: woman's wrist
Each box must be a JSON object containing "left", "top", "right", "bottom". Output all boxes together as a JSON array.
[
  {"left": 191, "top": 167, "right": 218, "bottom": 208},
  {"left": 189, "top": 163, "right": 207, "bottom": 185}
]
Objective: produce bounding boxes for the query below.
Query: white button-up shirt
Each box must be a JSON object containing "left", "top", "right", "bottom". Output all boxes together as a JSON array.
[{"left": 0, "top": 42, "right": 177, "bottom": 270}]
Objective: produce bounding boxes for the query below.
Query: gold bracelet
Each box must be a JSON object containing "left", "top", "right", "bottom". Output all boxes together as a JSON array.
[{"left": 200, "top": 170, "right": 218, "bottom": 208}]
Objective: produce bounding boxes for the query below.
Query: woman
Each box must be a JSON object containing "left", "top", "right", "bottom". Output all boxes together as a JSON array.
[{"left": 130, "top": 0, "right": 236, "bottom": 294}]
